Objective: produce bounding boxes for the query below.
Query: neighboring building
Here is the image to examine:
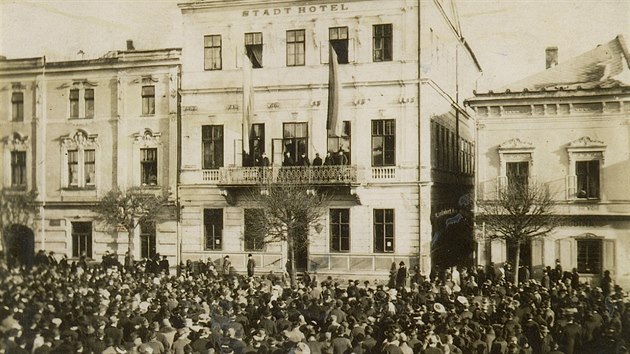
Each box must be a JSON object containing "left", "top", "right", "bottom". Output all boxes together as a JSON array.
[
  {"left": 468, "top": 35, "right": 630, "bottom": 288},
  {"left": 0, "top": 45, "right": 181, "bottom": 265},
  {"left": 177, "top": 0, "right": 481, "bottom": 277}
]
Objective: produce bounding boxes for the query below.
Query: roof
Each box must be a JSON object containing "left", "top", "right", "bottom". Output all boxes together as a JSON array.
[{"left": 495, "top": 35, "right": 630, "bottom": 93}]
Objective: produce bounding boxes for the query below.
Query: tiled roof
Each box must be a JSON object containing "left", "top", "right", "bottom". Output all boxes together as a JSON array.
[{"left": 496, "top": 35, "right": 630, "bottom": 93}]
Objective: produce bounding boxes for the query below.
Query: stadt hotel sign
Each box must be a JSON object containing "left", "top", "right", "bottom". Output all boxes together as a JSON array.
[{"left": 242, "top": 3, "right": 350, "bottom": 17}]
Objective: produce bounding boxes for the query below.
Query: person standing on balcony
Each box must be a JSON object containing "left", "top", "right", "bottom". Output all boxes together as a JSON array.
[
  {"left": 259, "top": 152, "right": 270, "bottom": 167},
  {"left": 324, "top": 151, "right": 334, "bottom": 166},
  {"left": 283, "top": 151, "right": 294, "bottom": 166},
  {"left": 336, "top": 149, "right": 348, "bottom": 165},
  {"left": 299, "top": 153, "right": 310, "bottom": 166},
  {"left": 312, "top": 153, "right": 323, "bottom": 167}
]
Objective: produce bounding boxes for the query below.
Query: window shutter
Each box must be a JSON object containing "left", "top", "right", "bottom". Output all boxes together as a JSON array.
[
  {"left": 497, "top": 176, "right": 507, "bottom": 196},
  {"left": 320, "top": 41, "right": 330, "bottom": 64},
  {"left": 531, "top": 238, "right": 544, "bottom": 278},
  {"left": 348, "top": 38, "right": 355, "bottom": 63},
  {"left": 603, "top": 239, "right": 615, "bottom": 277},
  {"left": 234, "top": 139, "right": 243, "bottom": 167},
  {"left": 566, "top": 175, "right": 576, "bottom": 200},
  {"left": 272, "top": 139, "right": 283, "bottom": 166},
  {"left": 235, "top": 46, "right": 243, "bottom": 68},
  {"left": 557, "top": 238, "right": 575, "bottom": 271}
]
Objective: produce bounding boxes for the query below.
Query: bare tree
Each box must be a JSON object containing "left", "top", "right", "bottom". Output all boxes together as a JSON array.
[
  {"left": 93, "top": 187, "right": 169, "bottom": 265},
  {"left": 478, "top": 180, "right": 558, "bottom": 285},
  {"left": 247, "top": 183, "right": 328, "bottom": 287},
  {"left": 0, "top": 189, "right": 38, "bottom": 262}
]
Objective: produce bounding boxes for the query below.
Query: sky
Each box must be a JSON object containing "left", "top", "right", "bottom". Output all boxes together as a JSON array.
[{"left": 0, "top": 0, "right": 628, "bottom": 91}]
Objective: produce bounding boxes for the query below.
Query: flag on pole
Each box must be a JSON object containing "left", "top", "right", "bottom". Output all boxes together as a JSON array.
[
  {"left": 327, "top": 45, "right": 342, "bottom": 137},
  {"left": 242, "top": 52, "right": 254, "bottom": 155}
]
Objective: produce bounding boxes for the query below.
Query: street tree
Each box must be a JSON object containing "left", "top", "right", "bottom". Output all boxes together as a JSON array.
[
  {"left": 93, "top": 187, "right": 169, "bottom": 265},
  {"left": 247, "top": 183, "right": 328, "bottom": 287},
  {"left": 477, "top": 180, "right": 558, "bottom": 285},
  {"left": 0, "top": 189, "right": 38, "bottom": 264}
]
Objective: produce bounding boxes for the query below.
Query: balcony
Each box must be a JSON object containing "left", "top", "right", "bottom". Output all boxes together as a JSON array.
[{"left": 180, "top": 165, "right": 419, "bottom": 186}]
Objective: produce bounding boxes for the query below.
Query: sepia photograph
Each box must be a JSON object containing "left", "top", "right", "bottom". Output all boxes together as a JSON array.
[{"left": 0, "top": 0, "right": 629, "bottom": 353}]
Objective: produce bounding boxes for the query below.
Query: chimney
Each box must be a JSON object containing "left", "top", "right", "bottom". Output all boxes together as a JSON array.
[
  {"left": 545, "top": 47, "right": 558, "bottom": 69},
  {"left": 126, "top": 40, "right": 135, "bottom": 51}
]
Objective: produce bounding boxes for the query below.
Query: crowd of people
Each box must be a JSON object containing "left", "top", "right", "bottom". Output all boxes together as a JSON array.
[{"left": 1, "top": 253, "right": 629, "bottom": 354}]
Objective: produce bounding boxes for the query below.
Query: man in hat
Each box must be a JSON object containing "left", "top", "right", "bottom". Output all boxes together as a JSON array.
[
  {"left": 246, "top": 254, "right": 255, "bottom": 278},
  {"left": 396, "top": 262, "right": 408, "bottom": 289},
  {"left": 222, "top": 256, "right": 232, "bottom": 278}
]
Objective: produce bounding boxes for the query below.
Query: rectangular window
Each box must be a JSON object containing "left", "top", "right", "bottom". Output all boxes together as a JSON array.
[
  {"left": 286, "top": 29, "right": 305, "bottom": 66},
  {"left": 84, "top": 89, "right": 94, "bottom": 118},
  {"left": 329, "top": 26, "right": 349, "bottom": 64},
  {"left": 250, "top": 123, "right": 265, "bottom": 164},
  {"left": 576, "top": 160, "right": 599, "bottom": 199},
  {"left": 68, "top": 150, "right": 79, "bottom": 186},
  {"left": 244, "top": 209, "right": 265, "bottom": 251},
  {"left": 371, "top": 119, "right": 396, "bottom": 166},
  {"left": 327, "top": 121, "right": 351, "bottom": 164},
  {"left": 202, "top": 125, "right": 224, "bottom": 169},
  {"left": 204, "top": 208, "right": 223, "bottom": 250},
  {"left": 245, "top": 32, "right": 263, "bottom": 68},
  {"left": 506, "top": 161, "right": 529, "bottom": 189},
  {"left": 10, "top": 151, "right": 26, "bottom": 187},
  {"left": 140, "top": 222, "right": 157, "bottom": 259},
  {"left": 577, "top": 239, "right": 602, "bottom": 274},
  {"left": 204, "top": 35, "right": 222, "bottom": 70},
  {"left": 72, "top": 222, "right": 92, "bottom": 258},
  {"left": 330, "top": 209, "right": 350, "bottom": 252},
  {"left": 373, "top": 24, "right": 393, "bottom": 62},
  {"left": 374, "top": 209, "right": 394, "bottom": 253},
  {"left": 69, "top": 89, "right": 80, "bottom": 118},
  {"left": 142, "top": 86, "right": 155, "bottom": 115},
  {"left": 11, "top": 92, "right": 24, "bottom": 121},
  {"left": 283, "top": 122, "right": 308, "bottom": 166},
  {"left": 141, "top": 148, "right": 158, "bottom": 186},
  {"left": 84, "top": 149, "right": 95, "bottom": 186}
]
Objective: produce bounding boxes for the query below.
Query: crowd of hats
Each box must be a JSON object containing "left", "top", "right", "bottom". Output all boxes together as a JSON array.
[{"left": 0, "top": 258, "right": 629, "bottom": 354}]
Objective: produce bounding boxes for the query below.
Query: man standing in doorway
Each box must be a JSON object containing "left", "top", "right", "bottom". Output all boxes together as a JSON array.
[{"left": 247, "top": 254, "right": 256, "bottom": 278}]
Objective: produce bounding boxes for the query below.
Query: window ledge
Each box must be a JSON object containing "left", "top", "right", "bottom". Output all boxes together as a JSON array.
[
  {"left": 139, "top": 185, "right": 161, "bottom": 190},
  {"left": 571, "top": 198, "right": 601, "bottom": 203},
  {"left": 140, "top": 114, "right": 156, "bottom": 117},
  {"left": 62, "top": 186, "right": 96, "bottom": 191},
  {"left": 67, "top": 117, "right": 94, "bottom": 121}
]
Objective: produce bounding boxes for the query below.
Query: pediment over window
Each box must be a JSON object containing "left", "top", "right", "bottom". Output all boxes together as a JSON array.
[
  {"left": 498, "top": 138, "right": 534, "bottom": 151},
  {"left": 4, "top": 132, "right": 29, "bottom": 150},
  {"left": 56, "top": 79, "right": 98, "bottom": 90},
  {"left": 61, "top": 129, "right": 98, "bottom": 148},
  {"left": 131, "top": 75, "right": 159, "bottom": 84},
  {"left": 133, "top": 129, "right": 162, "bottom": 145},
  {"left": 567, "top": 136, "right": 605, "bottom": 149},
  {"left": 575, "top": 232, "right": 602, "bottom": 239}
]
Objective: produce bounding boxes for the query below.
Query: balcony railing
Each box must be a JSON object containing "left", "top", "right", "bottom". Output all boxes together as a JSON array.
[{"left": 182, "top": 165, "right": 418, "bottom": 186}]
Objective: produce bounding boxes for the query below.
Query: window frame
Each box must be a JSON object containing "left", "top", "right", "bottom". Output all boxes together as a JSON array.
[
  {"left": 327, "top": 121, "right": 351, "bottom": 164},
  {"left": 204, "top": 34, "right": 223, "bottom": 71},
  {"left": 373, "top": 24, "right": 393, "bottom": 62},
  {"left": 10, "top": 151, "right": 27, "bottom": 188},
  {"left": 142, "top": 85, "right": 156, "bottom": 115},
  {"left": 506, "top": 161, "right": 530, "bottom": 190},
  {"left": 373, "top": 208, "right": 395, "bottom": 253},
  {"left": 11, "top": 92, "right": 24, "bottom": 122},
  {"left": 141, "top": 148, "right": 158, "bottom": 186},
  {"left": 249, "top": 123, "right": 265, "bottom": 163},
  {"left": 282, "top": 122, "right": 308, "bottom": 165},
  {"left": 140, "top": 221, "right": 157, "bottom": 259},
  {"left": 576, "top": 160, "right": 600, "bottom": 200},
  {"left": 204, "top": 208, "right": 223, "bottom": 251},
  {"left": 329, "top": 26, "right": 349, "bottom": 64},
  {"left": 244, "top": 208, "right": 266, "bottom": 251},
  {"left": 330, "top": 208, "right": 350, "bottom": 252},
  {"left": 202, "top": 125, "right": 224, "bottom": 170},
  {"left": 286, "top": 29, "right": 306, "bottom": 67},
  {"left": 245, "top": 32, "right": 263, "bottom": 69},
  {"left": 371, "top": 119, "right": 396, "bottom": 167},
  {"left": 84, "top": 88, "right": 94, "bottom": 118},
  {"left": 69, "top": 89, "right": 80, "bottom": 118},
  {"left": 576, "top": 238, "right": 602, "bottom": 274},
  {"left": 71, "top": 221, "right": 93, "bottom": 258}
]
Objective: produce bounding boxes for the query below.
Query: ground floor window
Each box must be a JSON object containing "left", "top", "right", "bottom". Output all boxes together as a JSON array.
[
  {"left": 244, "top": 209, "right": 265, "bottom": 251},
  {"left": 330, "top": 208, "right": 350, "bottom": 252},
  {"left": 577, "top": 238, "right": 601, "bottom": 274},
  {"left": 140, "top": 222, "right": 157, "bottom": 259},
  {"left": 374, "top": 209, "right": 394, "bottom": 252},
  {"left": 204, "top": 209, "right": 223, "bottom": 250},
  {"left": 72, "top": 222, "right": 92, "bottom": 258}
]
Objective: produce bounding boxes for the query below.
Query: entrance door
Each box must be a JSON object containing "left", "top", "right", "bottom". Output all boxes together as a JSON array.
[
  {"left": 3, "top": 224, "right": 35, "bottom": 268},
  {"left": 507, "top": 239, "right": 532, "bottom": 281}
]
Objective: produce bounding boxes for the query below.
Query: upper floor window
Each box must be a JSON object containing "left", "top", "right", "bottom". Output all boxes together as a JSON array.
[
  {"left": 372, "top": 119, "right": 395, "bottom": 166},
  {"left": 141, "top": 148, "right": 158, "bottom": 186},
  {"left": 507, "top": 161, "right": 529, "bottom": 190},
  {"left": 576, "top": 160, "right": 599, "bottom": 199},
  {"left": 68, "top": 149, "right": 95, "bottom": 188},
  {"left": 202, "top": 125, "right": 224, "bottom": 169},
  {"left": 249, "top": 123, "right": 265, "bottom": 166},
  {"left": 373, "top": 24, "right": 393, "bottom": 62},
  {"left": 10, "top": 151, "right": 26, "bottom": 188},
  {"left": 329, "top": 27, "right": 349, "bottom": 64},
  {"left": 204, "top": 208, "right": 223, "bottom": 250},
  {"left": 69, "top": 89, "right": 94, "bottom": 119},
  {"left": 142, "top": 86, "right": 155, "bottom": 115},
  {"left": 286, "top": 29, "right": 305, "bottom": 66},
  {"left": 11, "top": 92, "right": 24, "bottom": 121},
  {"left": 327, "top": 121, "right": 351, "bottom": 164},
  {"left": 330, "top": 208, "right": 350, "bottom": 252},
  {"left": 245, "top": 32, "right": 263, "bottom": 68},
  {"left": 283, "top": 122, "right": 308, "bottom": 166},
  {"left": 204, "top": 35, "right": 222, "bottom": 70},
  {"left": 244, "top": 208, "right": 265, "bottom": 251},
  {"left": 374, "top": 209, "right": 394, "bottom": 253},
  {"left": 69, "top": 89, "right": 80, "bottom": 118}
]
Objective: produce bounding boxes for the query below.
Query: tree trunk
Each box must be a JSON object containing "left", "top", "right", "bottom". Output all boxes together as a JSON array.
[
  {"left": 513, "top": 241, "right": 521, "bottom": 286},
  {"left": 127, "top": 229, "right": 135, "bottom": 268},
  {"left": 0, "top": 228, "right": 7, "bottom": 266},
  {"left": 287, "top": 235, "right": 297, "bottom": 288}
]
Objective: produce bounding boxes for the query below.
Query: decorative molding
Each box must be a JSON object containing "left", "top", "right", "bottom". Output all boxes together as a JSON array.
[
  {"left": 56, "top": 79, "right": 98, "bottom": 90},
  {"left": 4, "top": 132, "right": 30, "bottom": 151},
  {"left": 353, "top": 97, "right": 366, "bottom": 106},
  {"left": 182, "top": 106, "right": 198, "bottom": 112},
  {"left": 398, "top": 96, "right": 415, "bottom": 104},
  {"left": 267, "top": 102, "right": 280, "bottom": 109},
  {"left": 226, "top": 104, "right": 239, "bottom": 111},
  {"left": 11, "top": 82, "right": 27, "bottom": 90},
  {"left": 310, "top": 100, "right": 321, "bottom": 107},
  {"left": 498, "top": 138, "right": 534, "bottom": 151},
  {"left": 60, "top": 130, "right": 99, "bottom": 148},
  {"left": 568, "top": 136, "right": 605, "bottom": 149},
  {"left": 133, "top": 129, "right": 162, "bottom": 145}
]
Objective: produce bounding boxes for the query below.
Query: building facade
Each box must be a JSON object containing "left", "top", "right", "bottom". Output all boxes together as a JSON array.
[
  {"left": 177, "top": 0, "right": 480, "bottom": 277},
  {"left": 468, "top": 36, "right": 630, "bottom": 288},
  {"left": 0, "top": 47, "right": 181, "bottom": 265}
]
